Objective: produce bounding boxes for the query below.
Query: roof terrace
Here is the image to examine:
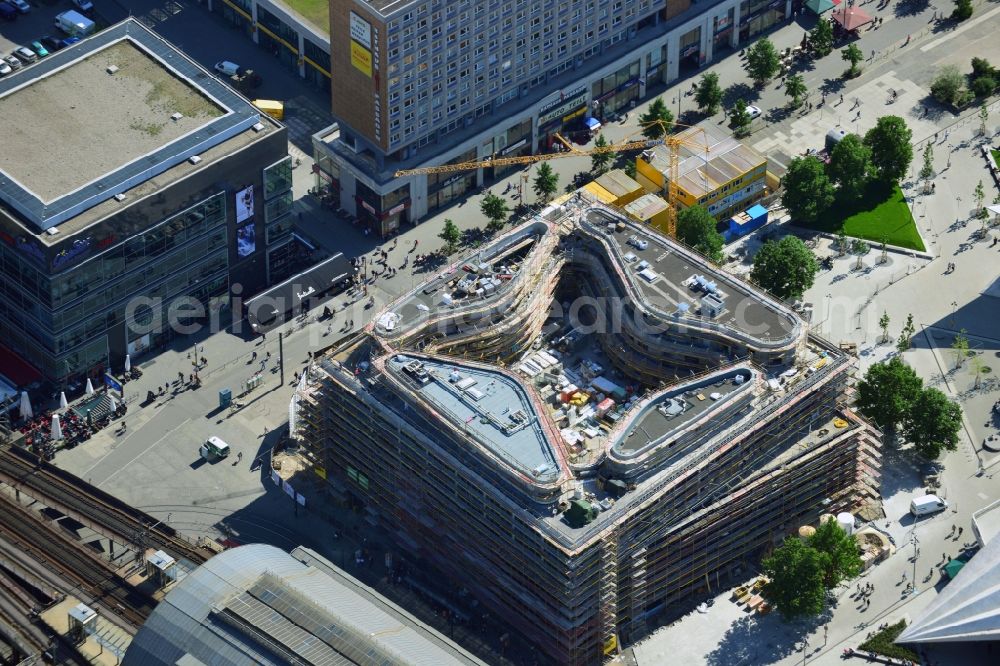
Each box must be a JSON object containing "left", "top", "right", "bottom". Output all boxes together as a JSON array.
[{"left": 386, "top": 355, "right": 560, "bottom": 482}]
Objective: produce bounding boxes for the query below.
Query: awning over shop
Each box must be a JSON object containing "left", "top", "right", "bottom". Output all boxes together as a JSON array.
[
  {"left": 245, "top": 253, "right": 354, "bottom": 331},
  {"left": 831, "top": 5, "right": 873, "bottom": 31},
  {"left": 805, "top": 0, "right": 836, "bottom": 14},
  {"left": 585, "top": 117, "right": 602, "bottom": 131}
]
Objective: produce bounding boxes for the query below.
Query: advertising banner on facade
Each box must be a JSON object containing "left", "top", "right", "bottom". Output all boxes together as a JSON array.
[
  {"left": 237, "top": 223, "right": 256, "bottom": 257},
  {"left": 351, "top": 41, "right": 372, "bottom": 77},
  {"left": 235, "top": 185, "right": 254, "bottom": 223},
  {"left": 349, "top": 12, "right": 371, "bottom": 49}
]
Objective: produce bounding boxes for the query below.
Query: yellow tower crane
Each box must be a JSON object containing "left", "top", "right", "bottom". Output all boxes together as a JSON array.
[{"left": 393, "top": 121, "right": 710, "bottom": 236}]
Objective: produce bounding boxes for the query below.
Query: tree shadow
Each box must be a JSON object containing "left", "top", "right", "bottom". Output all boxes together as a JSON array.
[
  {"left": 722, "top": 81, "right": 759, "bottom": 107},
  {"left": 819, "top": 77, "right": 848, "bottom": 96},
  {"left": 704, "top": 605, "right": 835, "bottom": 666},
  {"left": 460, "top": 227, "right": 488, "bottom": 246},
  {"left": 893, "top": 0, "right": 930, "bottom": 18},
  {"left": 766, "top": 106, "right": 794, "bottom": 124}
]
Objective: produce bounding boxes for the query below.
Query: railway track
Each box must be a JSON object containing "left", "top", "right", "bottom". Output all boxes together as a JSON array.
[
  {"left": 0, "top": 446, "right": 213, "bottom": 565},
  {"left": 0, "top": 498, "right": 154, "bottom": 629}
]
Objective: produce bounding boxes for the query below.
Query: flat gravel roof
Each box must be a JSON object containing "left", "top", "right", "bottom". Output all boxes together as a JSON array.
[{"left": 0, "top": 41, "right": 224, "bottom": 203}]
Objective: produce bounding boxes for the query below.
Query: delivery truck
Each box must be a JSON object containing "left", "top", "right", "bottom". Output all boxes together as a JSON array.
[
  {"left": 54, "top": 10, "right": 95, "bottom": 37},
  {"left": 910, "top": 494, "right": 948, "bottom": 517}
]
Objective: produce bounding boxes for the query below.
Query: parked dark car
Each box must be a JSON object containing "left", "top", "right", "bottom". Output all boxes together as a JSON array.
[
  {"left": 40, "top": 35, "right": 63, "bottom": 52},
  {"left": 13, "top": 46, "right": 38, "bottom": 64},
  {"left": 3, "top": 55, "right": 21, "bottom": 71}
]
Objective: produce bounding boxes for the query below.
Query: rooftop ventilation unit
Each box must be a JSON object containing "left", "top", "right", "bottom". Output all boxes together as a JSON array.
[
  {"left": 188, "top": 155, "right": 202, "bottom": 165},
  {"left": 106, "top": 65, "right": 119, "bottom": 75},
  {"left": 701, "top": 293, "right": 725, "bottom": 318},
  {"left": 45, "top": 227, "right": 59, "bottom": 236},
  {"left": 252, "top": 122, "right": 265, "bottom": 132}
]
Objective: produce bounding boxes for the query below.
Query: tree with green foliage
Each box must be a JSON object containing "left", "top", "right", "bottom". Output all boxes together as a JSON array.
[
  {"left": 744, "top": 38, "right": 780, "bottom": 86},
  {"left": 852, "top": 238, "right": 869, "bottom": 270},
  {"left": 591, "top": 133, "right": 613, "bottom": 174},
  {"left": 953, "top": 0, "right": 973, "bottom": 21},
  {"left": 533, "top": 162, "right": 559, "bottom": 202},
  {"left": 809, "top": 18, "right": 834, "bottom": 57},
  {"left": 480, "top": 193, "right": 510, "bottom": 233},
  {"left": 676, "top": 205, "right": 725, "bottom": 262},
  {"left": 952, "top": 328, "right": 969, "bottom": 369},
  {"left": 970, "top": 354, "right": 988, "bottom": 389},
  {"left": 919, "top": 143, "right": 935, "bottom": 189},
  {"left": 972, "top": 76, "right": 997, "bottom": 98},
  {"left": 695, "top": 72, "right": 724, "bottom": 115},
  {"left": 808, "top": 520, "right": 863, "bottom": 589},
  {"left": 856, "top": 356, "right": 923, "bottom": 435},
  {"left": 729, "top": 98, "right": 753, "bottom": 137},
  {"left": 841, "top": 43, "right": 863, "bottom": 78},
  {"left": 974, "top": 180, "right": 986, "bottom": 216},
  {"left": 827, "top": 134, "right": 872, "bottom": 199},
  {"left": 750, "top": 236, "right": 818, "bottom": 301},
  {"left": 761, "top": 537, "right": 828, "bottom": 620},
  {"left": 981, "top": 105, "right": 991, "bottom": 137},
  {"left": 784, "top": 74, "right": 808, "bottom": 108},
  {"left": 836, "top": 229, "right": 849, "bottom": 256},
  {"left": 903, "top": 387, "right": 963, "bottom": 459},
  {"left": 879, "top": 311, "right": 891, "bottom": 344},
  {"left": 439, "top": 218, "right": 460, "bottom": 254},
  {"left": 639, "top": 97, "right": 674, "bottom": 139},
  {"left": 930, "top": 66, "right": 965, "bottom": 106},
  {"left": 863, "top": 116, "right": 913, "bottom": 183},
  {"left": 781, "top": 156, "right": 835, "bottom": 224},
  {"left": 897, "top": 313, "right": 916, "bottom": 353}
]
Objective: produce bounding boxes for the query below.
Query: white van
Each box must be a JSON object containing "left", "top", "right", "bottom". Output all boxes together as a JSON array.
[
  {"left": 910, "top": 494, "right": 948, "bottom": 517},
  {"left": 200, "top": 436, "right": 231, "bottom": 461}
]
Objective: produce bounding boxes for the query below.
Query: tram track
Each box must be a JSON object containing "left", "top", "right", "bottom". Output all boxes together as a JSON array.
[
  {"left": 0, "top": 498, "right": 153, "bottom": 629},
  {"left": 0, "top": 446, "right": 213, "bottom": 565}
]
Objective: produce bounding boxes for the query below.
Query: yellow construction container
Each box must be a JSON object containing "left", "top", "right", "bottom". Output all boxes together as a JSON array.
[
  {"left": 594, "top": 169, "right": 644, "bottom": 206},
  {"left": 583, "top": 181, "right": 617, "bottom": 205},
  {"left": 623, "top": 193, "right": 672, "bottom": 235},
  {"left": 253, "top": 99, "right": 284, "bottom": 120}
]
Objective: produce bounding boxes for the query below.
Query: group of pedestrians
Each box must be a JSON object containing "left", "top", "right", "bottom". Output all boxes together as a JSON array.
[{"left": 855, "top": 581, "right": 875, "bottom": 610}]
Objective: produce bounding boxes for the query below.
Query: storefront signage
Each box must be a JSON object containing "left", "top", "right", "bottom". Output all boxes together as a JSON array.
[
  {"left": 680, "top": 43, "right": 700, "bottom": 58},
  {"left": 538, "top": 84, "right": 587, "bottom": 116},
  {"left": 349, "top": 12, "right": 371, "bottom": 49},
  {"left": 716, "top": 16, "right": 732, "bottom": 33},
  {"left": 361, "top": 200, "right": 377, "bottom": 215},
  {"left": 17, "top": 238, "right": 46, "bottom": 266},
  {"left": 500, "top": 138, "right": 528, "bottom": 156},
  {"left": 104, "top": 373, "right": 123, "bottom": 394},
  {"left": 351, "top": 41, "right": 372, "bottom": 77},
  {"left": 372, "top": 21, "right": 382, "bottom": 141},
  {"left": 388, "top": 203, "right": 406, "bottom": 216},
  {"left": 51, "top": 237, "right": 93, "bottom": 271},
  {"left": 539, "top": 87, "right": 588, "bottom": 127}
]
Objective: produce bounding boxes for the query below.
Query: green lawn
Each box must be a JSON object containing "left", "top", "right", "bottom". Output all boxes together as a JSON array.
[
  {"left": 285, "top": 0, "right": 330, "bottom": 33},
  {"left": 803, "top": 181, "right": 926, "bottom": 252},
  {"left": 992, "top": 148, "right": 1000, "bottom": 165}
]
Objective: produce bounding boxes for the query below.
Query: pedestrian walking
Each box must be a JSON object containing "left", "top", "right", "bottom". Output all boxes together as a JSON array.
[
  {"left": 958, "top": 527, "right": 964, "bottom": 536},
  {"left": 264, "top": 426, "right": 269, "bottom": 436},
  {"left": 237, "top": 451, "right": 243, "bottom": 462},
  {"left": 839, "top": 94, "right": 844, "bottom": 105}
]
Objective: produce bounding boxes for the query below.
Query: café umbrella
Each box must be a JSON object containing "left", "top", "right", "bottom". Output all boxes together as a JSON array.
[
  {"left": 59, "top": 392, "right": 68, "bottom": 410},
  {"left": 51, "top": 414, "right": 63, "bottom": 441},
  {"left": 85, "top": 378, "right": 94, "bottom": 395},
  {"left": 19, "top": 391, "right": 33, "bottom": 420},
  {"left": 125, "top": 355, "right": 131, "bottom": 373}
]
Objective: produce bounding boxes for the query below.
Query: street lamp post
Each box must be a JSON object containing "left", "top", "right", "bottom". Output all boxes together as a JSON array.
[{"left": 911, "top": 534, "right": 920, "bottom": 595}]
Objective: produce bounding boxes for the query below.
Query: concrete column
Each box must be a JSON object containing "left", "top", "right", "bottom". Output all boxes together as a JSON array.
[
  {"left": 731, "top": 2, "right": 742, "bottom": 48},
  {"left": 666, "top": 37, "right": 680, "bottom": 83},
  {"left": 701, "top": 19, "right": 714, "bottom": 65},
  {"left": 250, "top": 1, "right": 260, "bottom": 45},
  {"left": 297, "top": 34, "right": 306, "bottom": 78},
  {"left": 410, "top": 176, "right": 429, "bottom": 222},
  {"left": 638, "top": 48, "right": 649, "bottom": 98},
  {"left": 339, "top": 169, "right": 358, "bottom": 216}
]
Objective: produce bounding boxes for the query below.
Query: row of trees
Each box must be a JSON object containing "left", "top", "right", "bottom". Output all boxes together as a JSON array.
[
  {"left": 856, "top": 356, "right": 963, "bottom": 459},
  {"left": 782, "top": 116, "right": 914, "bottom": 224},
  {"left": 931, "top": 58, "right": 999, "bottom": 107},
  {"left": 762, "top": 520, "right": 863, "bottom": 620}
]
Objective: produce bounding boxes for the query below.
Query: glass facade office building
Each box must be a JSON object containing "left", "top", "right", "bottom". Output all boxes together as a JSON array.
[{"left": 0, "top": 20, "right": 290, "bottom": 388}]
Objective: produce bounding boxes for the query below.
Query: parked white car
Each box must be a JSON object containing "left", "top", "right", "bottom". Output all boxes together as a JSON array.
[
  {"left": 746, "top": 105, "right": 763, "bottom": 120},
  {"left": 9, "top": 0, "right": 30, "bottom": 13},
  {"left": 214, "top": 60, "right": 240, "bottom": 77}
]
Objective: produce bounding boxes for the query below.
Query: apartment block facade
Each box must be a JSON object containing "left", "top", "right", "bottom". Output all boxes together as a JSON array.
[{"left": 315, "top": 0, "right": 797, "bottom": 235}]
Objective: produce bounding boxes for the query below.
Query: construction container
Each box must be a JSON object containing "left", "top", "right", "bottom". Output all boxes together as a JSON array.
[
  {"left": 595, "top": 169, "right": 644, "bottom": 206},
  {"left": 253, "top": 99, "right": 284, "bottom": 120},
  {"left": 623, "top": 194, "right": 671, "bottom": 235}
]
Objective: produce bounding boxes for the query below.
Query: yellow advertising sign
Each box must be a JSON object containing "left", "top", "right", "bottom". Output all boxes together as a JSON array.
[{"left": 351, "top": 40, "right": 372, "bottom": 77}]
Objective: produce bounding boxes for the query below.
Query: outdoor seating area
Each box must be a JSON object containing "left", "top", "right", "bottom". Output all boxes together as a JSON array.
[{"left": 12, "top": 382, "right": 126, "bottom": 461}]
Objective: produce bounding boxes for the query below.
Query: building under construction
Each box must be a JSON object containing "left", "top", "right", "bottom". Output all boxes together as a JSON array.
[{"left": 298, "top": 198, "right": 881, "bottom": 665}]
